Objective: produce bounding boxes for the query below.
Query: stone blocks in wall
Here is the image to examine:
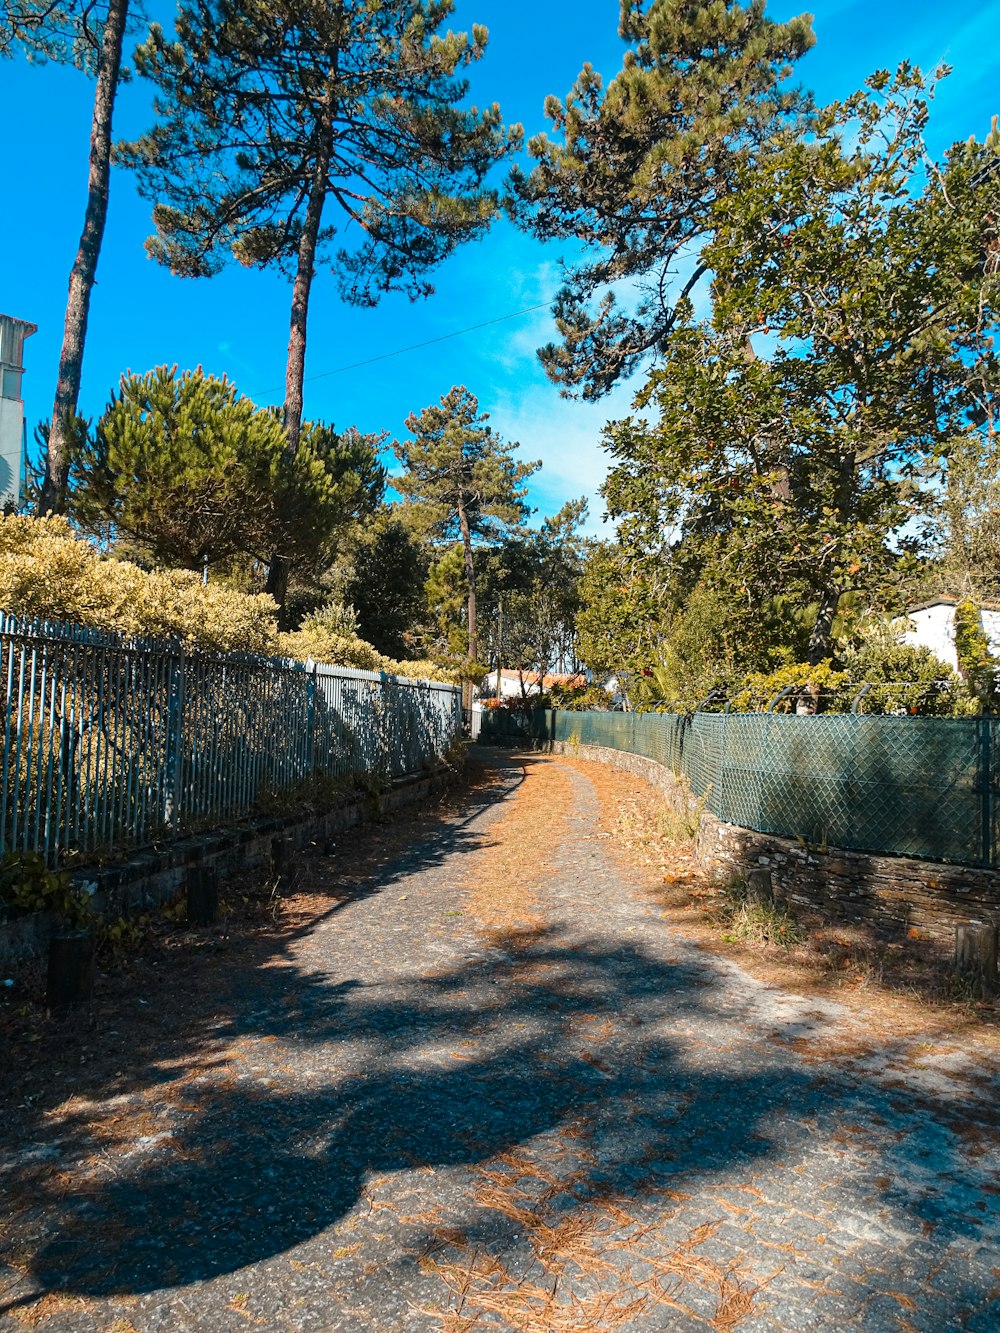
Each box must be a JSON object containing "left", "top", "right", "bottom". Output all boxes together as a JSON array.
[
  {"left": 551, "top": 739, "right": 1000, "bottom": 955},
  {"left": 0, "top": 770, "right": 445, "bottom": 967}
]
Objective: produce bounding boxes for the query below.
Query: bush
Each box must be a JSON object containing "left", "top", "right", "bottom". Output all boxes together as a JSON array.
[
  {"left": 0, "top": 515, "right": 279, "bottom": 653},
  {"left": 839, "top": 619, "right": 970, "bottom": 716},
  {"left": 722, "top": 623, "right": 970, "bottom": 716},
  {"left": 728, "top": 661, "right": 849, "bottom": 713},
  {"left": 279, "top": 610, "right": 458, "bottom": 682},
  {"left": 548, "top": 682, "right": 613, "bottom": 711},
  {"left": 954, "top": 598, "right": 999, "bottom": 710},
  {"left": 0, "top": 516, "right": 458, "bottom": 682}
]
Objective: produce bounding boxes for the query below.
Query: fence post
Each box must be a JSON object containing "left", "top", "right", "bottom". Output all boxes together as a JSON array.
[
  {"left": 984, "top": 717, "right": 993, "bottom": 869},
  {"left": 305, "top": 665, "right": 317, "bottom": 776},
  {"left": 164, "top": 652, "right": 185, "bottom": 831}
]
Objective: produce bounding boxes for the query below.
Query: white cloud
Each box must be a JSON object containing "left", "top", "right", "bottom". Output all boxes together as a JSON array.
[{"left": 488, "top": 374, "right": 646, "bottom": 536}]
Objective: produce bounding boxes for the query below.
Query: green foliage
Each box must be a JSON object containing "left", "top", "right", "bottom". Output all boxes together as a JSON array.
[
  {"left": 121, "top": 0, "right": 518, "bottom": 301},
  {"left": 395, "top": 387, "right": 539, "bottom": 546},
  {"left": 596, "top": 66, "right": 1000, "bottom": 686},
  {"left": 717, "top": 877, "right": 804, "bottom": 950},
  {"left": 840, "top": 619, "right": 970, "bottom": 716},
  {"left": 477, "top": 498, "right": 590, "bottom": 683},
  {"left": 575, "top": 543, "right": 670, "bottom": 686},
  {"left": 99, "top": 913, "right": 152, "bottom": 960},
  {"left": 278, "top": 612, "right": 458, "bottom": 682},
  {"left": 0, "top": 852, "right": 93, "bottom": 927},
  {"left": 954, "top": 599, "right": 1000, "bottom": 710},
  {"left": 64, "top": 366, "right": 383, "bottom": 575},
  {"left": 342, "top": 513, "right": 429, "bottom": 660},
  {"left": 0, "top": 0, "right": 122, "bottom": 70},
  {"left": 547, "top": 683, "right": 610, "bottom": 712},
  {"left": 511, "top": 0, "right": 815, "bottom": 398},
  {"left": 728, "top": 661, "right": 849, "bottom": 714},
  {"left": 394, "top": 385, "right": 539, "bottom": 668},
  {"left": 422, "top": 543, "right": 472, "bottom": 665},
  {"left": 938, "top": 431, "right": 1000, "bottom": 601},
  {"left": 0, "top": 514, "right": 281, "bottom": 653}
]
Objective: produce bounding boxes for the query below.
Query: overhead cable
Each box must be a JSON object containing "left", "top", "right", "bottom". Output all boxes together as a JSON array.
[{"left": 246, "top": 300, "right": 553, "bottom": 401}]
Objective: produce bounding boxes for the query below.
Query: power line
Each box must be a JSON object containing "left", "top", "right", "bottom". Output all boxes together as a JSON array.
[{"left": 247, "top": 300, "right": 553, "bottom": 401}]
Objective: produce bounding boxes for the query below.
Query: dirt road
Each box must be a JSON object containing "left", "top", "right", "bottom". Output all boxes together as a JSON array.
[{"left": 2, "top": 750, "right": 1000, "bottom": 1331}]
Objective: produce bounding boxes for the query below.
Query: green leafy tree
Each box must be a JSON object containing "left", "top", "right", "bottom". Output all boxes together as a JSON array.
[
  {"left": 422, "top": 542, "right": 470, "bottom": 665},
  {"left": 393, "top": 385, "right": 539, "bottom": 677},
  {"left": 120, "top": 0, "right": 519, "bottom": 604},
  {"left": 478, "top": 499, "right": 590, "bottom": 689},
  {"left": 510, "top": 0, "right": 814, "bottom": 399},
  {"left": 3, "top": 0, "right": 132, "bottom": 512},
  {"left": 342, "top": 511, "right": 430, "bottom": 659},
  {"left": 66, "top": 366, "right": 383, "bottom": 575},
  {"left": 575, "top": 542, "right": 670, "bottom": 697},
  {"left": 602, "top": 68, "right": 1000, "bottom": 684}
]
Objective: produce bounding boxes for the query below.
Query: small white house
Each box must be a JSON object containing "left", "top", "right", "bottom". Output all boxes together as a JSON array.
[
  {"left": 479, "top": 668, "right": 586, "bottom": 700},
  {"left": 902, "top": 598, "right": 1000, "bottom": 672}
]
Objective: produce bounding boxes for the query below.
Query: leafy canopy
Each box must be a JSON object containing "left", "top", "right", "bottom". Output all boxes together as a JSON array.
[
  {"left": 120, "top": 0, "right": 519, "bottom": 301},
  {"left": 66, "top": 366, "right": 384, "bottom": 573},
  {"left": 600, "top": 67, "right": 1000, "bottom": 682},
  {"left": 477, "top": 499, "right": 591, "bottom": 680},
  {"left": 393, "top": 386, "right": 539, "bottom": 544},
  {"left": 511, "top": 0, "right": 815, "bottom": 399}
]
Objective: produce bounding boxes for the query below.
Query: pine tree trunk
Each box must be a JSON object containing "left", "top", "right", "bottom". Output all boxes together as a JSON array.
[
  {"left": 265, "top": 116, "right": 333, "bottom": 613},
  {"left": 40, "top": 0, "right": 128, "bottom": 515},
  {"left": 808, "top": 589, "right": 840, "bottom": 666},
  {"left": 458, "top": 501, "right": 477, "bottom": 711}
]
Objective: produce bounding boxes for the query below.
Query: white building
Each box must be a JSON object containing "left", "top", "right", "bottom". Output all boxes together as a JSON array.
[
  {"left": 902, "top": 597, "right": 1000, "bottom": 672},
  {"left": 0, "top": 314, "right": 36, "bottom": 507},
  {"left": 480, "top": 668, "right": 587, "bottom": 700}
]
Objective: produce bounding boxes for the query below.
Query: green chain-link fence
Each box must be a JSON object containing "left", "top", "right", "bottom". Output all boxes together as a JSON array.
[{"left": 477, "top": 708, "right": 996, "bottom": 868}]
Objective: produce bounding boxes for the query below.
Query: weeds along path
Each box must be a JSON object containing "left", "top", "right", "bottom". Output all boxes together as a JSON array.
[{"left": 2, "top": 750, "right": 1000, "bottom": 1331}]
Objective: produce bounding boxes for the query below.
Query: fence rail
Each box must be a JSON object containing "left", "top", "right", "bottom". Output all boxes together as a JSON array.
[
  {"left": 478, "top": 707, "right": 999, "bottom": 869},
  {"left": 0, "top": 613, "right": 462, "bottom": 866}
]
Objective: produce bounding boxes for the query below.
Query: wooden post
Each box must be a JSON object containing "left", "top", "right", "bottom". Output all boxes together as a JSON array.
[
  {"left": 47, "top": 928, "right": 95, "bottom": 1011},
  {"left": 954, "top": 923, "right": 998, "bottom": 995},
  {"left": 271, "top": 836, "right": 294, "bottom": 879},
  {"left": 746, "top": 868, "right": 773, "bottom": 905},
  {"left": 186, "top": 865, "right": 219, "bottom": 927}
]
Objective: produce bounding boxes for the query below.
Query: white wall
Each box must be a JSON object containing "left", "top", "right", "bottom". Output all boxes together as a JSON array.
[
  {"left": 902, "top": 603, "right": 1000, "bottom": 671},
  {"left": 0, "top": 397, "right": 22, "bottom": 506}
]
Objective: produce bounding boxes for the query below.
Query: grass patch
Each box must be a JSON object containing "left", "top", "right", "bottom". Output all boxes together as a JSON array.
[{"left": 716, "top": 878, "right": 805, "bottom": 950}]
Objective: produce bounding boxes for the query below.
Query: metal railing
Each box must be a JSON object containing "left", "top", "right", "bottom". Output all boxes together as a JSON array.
[
  {"left": 478, "top": 707, "right": 998, "bottom": 869},
  {"left": 0, "top": 613, "right": 462, "bottom": 865}
]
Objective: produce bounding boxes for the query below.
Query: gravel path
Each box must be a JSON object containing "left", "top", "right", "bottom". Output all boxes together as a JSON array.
[{"left": 3, "top": 749, "right": 1000, "bottom": 1332}]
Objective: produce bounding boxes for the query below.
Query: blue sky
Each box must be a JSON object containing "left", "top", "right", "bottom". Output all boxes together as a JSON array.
[{"left": 1, "top": 0, "right": 997, "bottom": 534}]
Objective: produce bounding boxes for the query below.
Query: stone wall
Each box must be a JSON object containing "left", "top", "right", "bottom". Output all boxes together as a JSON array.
[
  {"left": 551, "top": 740, "right": 1000, "bottom": 952},
  {"left": 0, "top": 770, "right": 444, "bottom": 968}
]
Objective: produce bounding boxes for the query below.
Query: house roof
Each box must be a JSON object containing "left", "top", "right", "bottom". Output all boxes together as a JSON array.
[{"left": 494, "top": 669, "right": 586, "bottom": 688}]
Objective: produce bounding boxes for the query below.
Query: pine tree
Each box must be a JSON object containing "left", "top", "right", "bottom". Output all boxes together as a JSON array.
[
  {"left": 66, "top": 366, "right": 384, "bottom": 575},
  {"left": 393, "top": 386, "right": 538, "bottom": 676},
  {"left": 119, "top": 0, "right": 519, "bottom": 607},
  {"left": 599, "top": 69, "right": 1000, "bottom": 675},
  {"left": 510, "top": 0, "right": 814, "bottom": 399},
  {"left": 3, "top": 0, "right": 132, "bottom": 513}
]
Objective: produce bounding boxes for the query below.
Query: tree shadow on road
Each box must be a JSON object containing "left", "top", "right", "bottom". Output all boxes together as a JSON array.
[{"left": 1, "top": 750, "right": 999, "bottom": 1325}]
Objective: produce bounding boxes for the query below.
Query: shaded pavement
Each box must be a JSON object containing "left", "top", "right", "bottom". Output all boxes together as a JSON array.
[{"left": 3, "top": 750, "right": 1000, "bottom": 1331}]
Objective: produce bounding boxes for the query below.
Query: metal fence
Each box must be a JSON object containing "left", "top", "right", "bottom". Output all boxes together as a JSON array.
[
  {"left": 478, "top": 707, "right": 997, "bottom": 869},
  {"left": 0, "top": 613, "right": 462, "bottom": 865}
]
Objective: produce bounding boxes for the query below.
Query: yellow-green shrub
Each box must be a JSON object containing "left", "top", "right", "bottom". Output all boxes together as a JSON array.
[
  {"left": 278, "top": 621, "right": 458, "bottom": 683},
  {"left": 0, "top": 516, "right": 459, "bottom": 681},
  {"left": 0, "top": 515, "right": 279, "bottom": 653}
]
